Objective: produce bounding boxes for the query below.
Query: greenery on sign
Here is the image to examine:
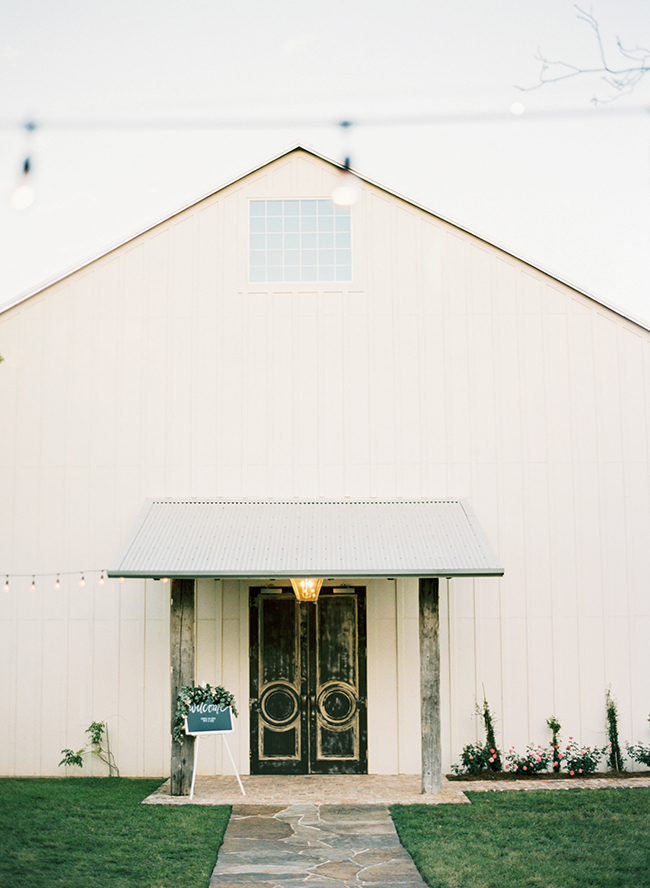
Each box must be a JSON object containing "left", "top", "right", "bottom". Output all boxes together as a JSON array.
[
  {"left": 0, "top": 777, "right": 230, "bottom": 888},
  {"left": 547, "top": 714, "right": 562, "bottom": 772},
  {"left": 391, "top": 788, "right": 650, "bottom": 888},
  {"left": 504, "top": 743, "right": 553, "bottom": 775},
  {"left": 60, "top": 721, "right": 119, "bottom": 777},
  {"left": 606, "top": 686, "right": 625, "bottom": 771},
  {"left": 172, "top": 683, "right": 238, "bottom": 743}
]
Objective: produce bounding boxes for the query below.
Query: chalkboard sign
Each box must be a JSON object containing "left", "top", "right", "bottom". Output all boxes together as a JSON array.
[{"left": 185, "top": 703, "right": 233, "bottom": 735}]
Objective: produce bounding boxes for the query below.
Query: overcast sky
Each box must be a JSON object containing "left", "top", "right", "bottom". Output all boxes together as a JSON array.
[{"left": 2, "top": 0, "right": 650, "bottom": 323}]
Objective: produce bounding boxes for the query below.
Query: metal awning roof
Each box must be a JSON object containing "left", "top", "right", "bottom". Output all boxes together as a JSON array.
[{"left": 108, "top": 499, "right": 503, "bottom": 579}]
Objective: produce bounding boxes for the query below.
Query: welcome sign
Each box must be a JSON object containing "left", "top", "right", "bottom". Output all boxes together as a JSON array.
[{"left": 185, "top": 703, "right": 233, "bottom": 735}]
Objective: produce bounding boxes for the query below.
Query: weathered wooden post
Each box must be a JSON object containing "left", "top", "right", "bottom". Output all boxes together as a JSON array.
[
  {"left": 170, "top": 578, "right": 195, "bottom": 795},
  {"left": 419, "top": 577, "right": 441, "bottom": 794}
]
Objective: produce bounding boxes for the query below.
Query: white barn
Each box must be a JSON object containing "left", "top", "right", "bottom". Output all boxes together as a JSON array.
[{"left": 1, "top": 146, "right": 648, "bottom": 788}]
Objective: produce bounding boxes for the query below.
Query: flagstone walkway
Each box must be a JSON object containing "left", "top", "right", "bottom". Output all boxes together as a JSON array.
[{"left": 208, "top": 803, "right": 427, "bottom": 888}]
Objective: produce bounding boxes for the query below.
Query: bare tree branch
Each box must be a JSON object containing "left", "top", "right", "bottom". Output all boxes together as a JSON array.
[{"left": 519, "top": 5, "right": 650, "bottom": 103}]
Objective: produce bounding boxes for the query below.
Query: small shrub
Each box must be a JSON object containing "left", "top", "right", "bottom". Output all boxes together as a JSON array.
[
  {"left": 626, "top": 742, "right": 650, "bottom": 768},
  {"left": 59, "top": 721, "right": 119, "bottom": 776},
  {"left": 562, "top": 738, "right": 604, "bottom": 776},
  {"left": 606, "top": 687, "right": 624, "bottom": 771},
  {"left": 452, "top": 743, "right": 495, "bottom": 776},
  {"left": 546, "top": 715, "right": 562, "bottom": 772},
  {"left": 626, "top": 717, "right": 650, "bottom": 769},
  {"left": 479, "top": 695, "right": 502, "bottom": 771},
  {"left": 504, "top": 744, "right": 553, "bottom": 775}
]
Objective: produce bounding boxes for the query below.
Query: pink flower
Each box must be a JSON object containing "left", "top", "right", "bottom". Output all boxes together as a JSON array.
[
  {"left": 579, "top": 769, "right": 583, "bottom": 773},
  {"left": 570, "top": 770, "right": 575, "bottom": 775},
  {"left": 523, "top": 765, "right": 527, "bottom": 771},
  {"left": 490, "top": 749, "right": 495, "bottom": 754}
]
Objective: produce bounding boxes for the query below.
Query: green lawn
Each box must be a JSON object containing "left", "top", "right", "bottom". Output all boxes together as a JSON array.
[
  {"left": 0, "top": 778, "right": 230, "bottom": 888},
  {"left": 391, "top": 788, "right": 650, "bottom": 888}
]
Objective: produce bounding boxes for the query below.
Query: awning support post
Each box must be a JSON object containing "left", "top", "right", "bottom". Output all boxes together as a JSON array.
[
  {"left": 419, "top": 577, "right": 441, "bottom": 794},
  {"left": 170, "top": 578, "right": 195, "bottom": 796}
]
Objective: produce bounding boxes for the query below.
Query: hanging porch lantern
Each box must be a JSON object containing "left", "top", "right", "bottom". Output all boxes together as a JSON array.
[{"left": 290, "top": 578, "right": 324, "bottom": 603}]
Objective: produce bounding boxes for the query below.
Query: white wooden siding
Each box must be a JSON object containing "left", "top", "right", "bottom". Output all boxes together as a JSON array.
[{"left": 1, "top": 149, "right": 649, "bottom": 776}]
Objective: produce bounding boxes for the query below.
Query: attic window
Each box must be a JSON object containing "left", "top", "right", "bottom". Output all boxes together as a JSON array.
[{"left": 250, "top": 199, "right": 351, "bottom": 283}]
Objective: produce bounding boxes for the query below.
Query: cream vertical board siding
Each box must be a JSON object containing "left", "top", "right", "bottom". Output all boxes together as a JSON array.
[{"left": 2, "top": 147, "right": 650, "bottom": 776}]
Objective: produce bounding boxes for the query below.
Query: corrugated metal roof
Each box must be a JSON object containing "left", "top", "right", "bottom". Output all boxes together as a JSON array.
[{"left": 108, "top": 499, "right": 503, "bottom": 578}]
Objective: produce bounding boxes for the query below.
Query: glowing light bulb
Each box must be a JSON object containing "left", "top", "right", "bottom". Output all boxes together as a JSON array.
[
  {"left": 30, "top": 577, "right": 36, "bottom": 592},
  {"left": 3, "top": 578, "right": 9, "bottom": 593},
  {"left": 79, "top": 574, "right": 85, "bottom": 587},
  {"left": 161, "top": 577, "right": 169, "bottom": 584},
  {"left": 54, "top": 576, "right": 60, "bottom": 590},
  {"left": 119, "top": 576, "right": 125, "bottom": 583},
  {"left": 332, "top": 157, "right": 359, "bottom": 207},
  {"left": 99, "top": 572, "right": 105, "bottom": 585},
  {"left": 11, "top": 183, "right": 35, "bottom": 210},
  {"left": 11, "top": 156, "right": 35, "bottom": 210}
]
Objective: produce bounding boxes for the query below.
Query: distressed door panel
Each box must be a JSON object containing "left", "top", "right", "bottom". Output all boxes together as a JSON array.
[
  {"left": 250, "top": 590, "right": 307, "bottom": 774},
  {"left": 250, "top": 587, "right": 367, "bottom": 775},
  {"left": 310, "top": 590, "right": 368, "bottom": 774}
]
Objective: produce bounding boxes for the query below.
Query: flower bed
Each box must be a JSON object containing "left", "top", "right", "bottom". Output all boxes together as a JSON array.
[{"left": 446, "top": 769, "right": 650, "bottom": 781}]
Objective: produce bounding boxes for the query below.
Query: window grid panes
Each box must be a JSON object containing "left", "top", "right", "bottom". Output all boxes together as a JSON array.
[{"left": 250, "top": 199, "right": 352, "bottom": 283}]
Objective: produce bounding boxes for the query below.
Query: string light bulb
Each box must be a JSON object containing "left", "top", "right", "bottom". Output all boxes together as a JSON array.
[
  {"left": 11, "top": 156, "right": 36, "bottom": 210},
  {"left": 119, "top": 576, "right": 125, "bottom": 583},
  {"left": 332, "top": 157, "right": 360, "bottom": 207},
  {"left": 3, "top": 577, "right": 8, "bottom": 593},
  {"left": 161, "top": 577, "right": 169, "bottom": 583},
  {"left": 30, "top": 576, "right": 36, "bottom": 592},
  {"left": 54, "top": 576, "right": 61, "bottom": 590},
  {"left": 99, "top": 572, "right": 105, "bottom": 585},
  {"left": 79, "top": 574, "right": 85, "bottom": 587}
]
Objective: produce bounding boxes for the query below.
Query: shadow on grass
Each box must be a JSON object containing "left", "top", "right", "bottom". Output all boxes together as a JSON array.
[{"left": 0, "top": 777, "right": 230, "bottom": 888}]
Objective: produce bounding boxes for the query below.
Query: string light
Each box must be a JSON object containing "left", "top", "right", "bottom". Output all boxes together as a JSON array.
[
  {"left": 161, "top": 577, "right": 169, "bottom": 583},
  {"left": 10, "top": 122, "right": 37, "bottom": 210},
  {"left": 332, "top": 156, "right": 360, "bottom": 207},
  {"left": 0, "top": 570, "right": 111, "bottom": 592},
  {"left": 11, "top": 157, "right": 35, "bottom": 210},
  {"left": 119, "top": 577, "right": 125, "bottom": 583}
]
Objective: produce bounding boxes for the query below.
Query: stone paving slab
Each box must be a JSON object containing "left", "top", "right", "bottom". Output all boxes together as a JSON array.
[
  {"left": 142, "top": 774, "right": 468, "bottom": 806},
  {"left": 143, "top": 772, "right": 650, "bottom": 807},
  {"left": 209, "top": 804, "right": 427, "bottom": 888}
]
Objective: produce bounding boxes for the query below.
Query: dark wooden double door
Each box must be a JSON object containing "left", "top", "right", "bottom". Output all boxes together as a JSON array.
[{"left": 250, "top": 587, "right": 367, "bottom": 774}]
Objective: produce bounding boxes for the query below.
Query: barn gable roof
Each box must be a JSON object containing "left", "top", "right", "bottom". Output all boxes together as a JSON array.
[{"left": 2, "top": 143, "right": 648, "bottom": 333}]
